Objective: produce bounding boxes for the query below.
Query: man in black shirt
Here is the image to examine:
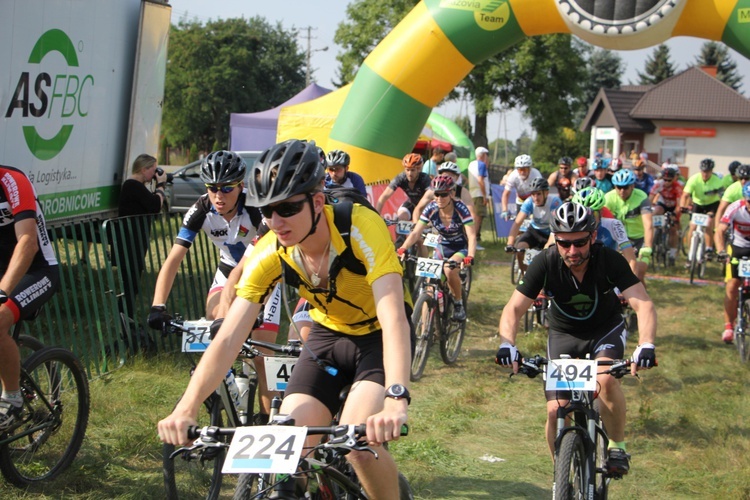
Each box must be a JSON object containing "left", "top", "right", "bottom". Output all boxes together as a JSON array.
[
  {"left": 495, "top": 202, "right": 657, "bottom": 475},
  {"left": 375, "top": 153, "right": 432, "bottom": 221}
]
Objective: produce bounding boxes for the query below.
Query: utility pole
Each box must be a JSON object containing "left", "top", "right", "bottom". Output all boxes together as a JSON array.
[{"left": 301, "top": 26, "right": 328, "bottom": 86}]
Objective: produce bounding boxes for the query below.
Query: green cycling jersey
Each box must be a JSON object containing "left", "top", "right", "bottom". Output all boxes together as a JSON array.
[
  {"left": 683, "top": 173, "right": 723, "bottom": 206},
  {"left": 722, "top": 180, "right": 744, "bottom": 203},
  {"left": 604, "top": 188, "right": 652, "bottom": 239}
]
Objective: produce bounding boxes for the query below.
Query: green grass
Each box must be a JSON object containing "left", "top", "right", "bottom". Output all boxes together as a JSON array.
[{"left": 2, "top": 233, "right": 749, "bottom": 498}]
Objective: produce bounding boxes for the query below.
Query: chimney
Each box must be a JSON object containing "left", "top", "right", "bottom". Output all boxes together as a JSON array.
[{"left": 700, "top": 65, "right": 718, "bottom": 78}]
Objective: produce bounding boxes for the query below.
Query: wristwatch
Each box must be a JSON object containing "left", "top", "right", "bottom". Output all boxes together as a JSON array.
[{"left": 385, "top": 384, "right": 411, "bottom": 405}]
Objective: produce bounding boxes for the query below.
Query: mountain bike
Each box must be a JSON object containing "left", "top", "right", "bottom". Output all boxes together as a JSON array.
[
  {"left": 686, "top": 212, "right": 712, "bottom": 284},
  {"left": 509, "top": 217, "right": 532, "bottom": 284},
  {"left": 162, "top": 317, "right": 301, "bottom": 500},
  {"left": 0, "top": 317, "right": 90, "bottom": 487},
  {"left": 516, "top": 355, "right": 633, "bottom": 500},
  {"left": 651, "top": 212, "right": 677, "bottom": 269},
  {"left": 524, "top": 291, "right": 549, "bottom": 333},
  {"left": 733, "top": 257, "right": 750, "bottom": 362},
  {"left": 409, "top": 256, "right": 469, "bottom": 381}
]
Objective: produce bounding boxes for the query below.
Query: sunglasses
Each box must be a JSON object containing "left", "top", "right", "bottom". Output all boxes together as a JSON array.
[
  {"left": 635, "top": 168, "right": 644, "bottom": 172},
  {"left": 555, "top": 236, "right": 591, "bottom": 248},
  {"left": 327, "top": 166, "right": 343, "bottom": 172},
  {"left": 259, "top": 199, "right": 307, "bottom": 218},
  {"left": 205, "top": 182, "right": 241, "bottom": 194},
  {"left": 434, "top": 191, "right": 451, "bottom": 198},
  {"left": 615, "top": 185, "right": 633, "bottom": 190}
]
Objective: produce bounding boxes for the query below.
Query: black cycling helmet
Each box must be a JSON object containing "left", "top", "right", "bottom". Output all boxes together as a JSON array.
[
  {"left": 728, "top": 160, "right": 742, "bottom": 176},
  {"left": 738, "top": 164, "right": 750, "bottom": 180},
  {"left": 200, "top": 150, "right": 247, "bottom": 184},
  {"left": 317, "top": 147, "right": 327, "bottom": 168},
  {"left": 700, "top": 158, "right": 715, "bottom": 172},
  {"left": 558, "top": 156, "right": 572, "bottom": 166},
  {"left": 550, "top": 202, "right": 597, "bottom": 234},
  {"left": 247, "top": 139, "right": 324, "bottom": 207},
  {"left": 529, "top": 177, "right": 549, "bottom": 192},
  {"left": 574, "top": 176, "right": 596, "bottom": 192},
  {"left": 326, "top": 149, "right": 350, "bottom": 167}
]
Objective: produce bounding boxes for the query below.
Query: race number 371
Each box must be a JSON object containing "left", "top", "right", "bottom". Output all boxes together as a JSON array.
[
  {"left": 222, "top": 426, "right": 306, "bottom": 474},
  {"left": 545, "top": 359, "right": 597, "bottom": 392}
]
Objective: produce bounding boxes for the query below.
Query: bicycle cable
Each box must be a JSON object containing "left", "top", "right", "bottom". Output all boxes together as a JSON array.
[{"left": 281, "top": 273, "right": 338, "bottom": 376}]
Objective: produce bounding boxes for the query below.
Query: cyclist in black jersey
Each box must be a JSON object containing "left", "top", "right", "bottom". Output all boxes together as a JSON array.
[
  {"left": 0, "top": 166, "right": 60, "bottom": 429},
  {"left": 495, "top": 202, "right": 657, "bottom": 475},
  {"left": 376, "top": 153, "right": 432, "bottom": 221}
]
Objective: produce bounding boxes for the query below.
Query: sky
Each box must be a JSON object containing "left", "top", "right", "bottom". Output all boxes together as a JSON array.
[{"left": 172, "top": 0, "right": 750, "bottom": 144}]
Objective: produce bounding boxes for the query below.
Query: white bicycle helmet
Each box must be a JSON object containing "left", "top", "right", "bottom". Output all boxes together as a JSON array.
[{"left": 515, "top": 154, "right": 533, "bottom": 168}]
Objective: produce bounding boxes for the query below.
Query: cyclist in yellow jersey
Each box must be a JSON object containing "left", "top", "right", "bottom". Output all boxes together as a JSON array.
[
  {"left": 680, "top": 158, "right": 723, "bottom": 258},
  {"left": 158, "top": 139, "right": 411, "bottom": 500},
  {"left": 604, "top": 169, "right": 653, "bottom": 283}
]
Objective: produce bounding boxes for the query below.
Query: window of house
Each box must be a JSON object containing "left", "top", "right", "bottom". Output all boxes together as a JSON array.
[{"left": 660, "top": 138, "right": 686, "bottom": 165}]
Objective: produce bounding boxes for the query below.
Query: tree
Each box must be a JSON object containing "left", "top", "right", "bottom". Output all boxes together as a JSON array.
[
  {"left": 163, "top": 18, "right": 306, "bottom": 152},
  {"left": 694, "top": 41, "right": 743, "bottom": 93},
  {"left": 582, "top": 48, "right": 623, "bottom": 106},
  {"left": 637, "top": 44, "right": 677, "bottom": 85}
]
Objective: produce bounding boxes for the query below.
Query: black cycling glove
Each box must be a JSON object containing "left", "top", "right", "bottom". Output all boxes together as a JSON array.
[{"left": 147, "top": 305, "right": 171, "bottom": 331}]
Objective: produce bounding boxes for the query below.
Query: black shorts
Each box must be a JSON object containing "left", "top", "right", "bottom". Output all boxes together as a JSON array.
[
  {"left": 2, "top": 266, "right": 60, "bottom": 323},
  {"left": 284, "top": 323, "right": 385, "bottom": 415},
  {"left": 544, "top": 321, "right": 627, "bottom": 401},
  {"left": 517, "top": 226, "right": 549, "bottom": 250},
  {"left": 655, "top": 201, "right": 676, "bottom": 214},
  {"left": 399, "top": 200, "right": 416, "bottom": 218},
  {"left": 728, "top": 245, "right": 750, "bottom": 279},
  {"left": 694, "top": 201, "right": 720, "bottom": 216}
]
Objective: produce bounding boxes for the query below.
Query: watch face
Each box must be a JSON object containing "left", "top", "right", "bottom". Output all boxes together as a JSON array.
[{"left": 388, "top": 384, "right": 406, "bottom": 397}]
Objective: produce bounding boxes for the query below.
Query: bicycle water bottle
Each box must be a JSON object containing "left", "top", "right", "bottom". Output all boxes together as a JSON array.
[
  {"left": 437, "top": 290, "right": 444, "bottom": 314},
  {"left": 235, "top": 374, "right": 251, "bottom": 425},
  {"left": 225, "top": 369, "right": 242, "bottom": 413}
]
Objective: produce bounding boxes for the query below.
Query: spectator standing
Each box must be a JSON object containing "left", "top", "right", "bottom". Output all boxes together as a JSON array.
[
  {"left": 422, "top": 147, "right": 445, "bottom": 178},
  {"left": 468, "top": 146, "right": 491, "bottom": 247},
  {"left": 114, "top": 154, "right": 167, "bottom": 347}
]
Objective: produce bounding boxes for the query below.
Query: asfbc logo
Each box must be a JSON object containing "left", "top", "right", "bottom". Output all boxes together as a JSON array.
[{"left": 4, "top": 29, "right": 94, "bottom": 161}]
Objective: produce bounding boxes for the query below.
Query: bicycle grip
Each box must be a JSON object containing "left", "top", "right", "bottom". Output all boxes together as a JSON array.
[{"left": 186, "top": 426, "right": 201, "bottom": 440}]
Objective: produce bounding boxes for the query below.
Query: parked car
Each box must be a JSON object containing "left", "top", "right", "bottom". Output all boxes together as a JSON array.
[{"left": 165, "top": 151, "right": 262, "bottom": 213}]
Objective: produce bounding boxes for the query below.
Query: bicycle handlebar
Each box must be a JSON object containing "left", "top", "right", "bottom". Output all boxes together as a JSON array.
[{"left": 515, "top": 355, "right": 633, "bottom": 379}]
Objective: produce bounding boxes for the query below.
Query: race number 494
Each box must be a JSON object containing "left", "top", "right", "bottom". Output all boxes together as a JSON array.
[{"left": 545, "top": 359, "right": 597, "bottom": 392}]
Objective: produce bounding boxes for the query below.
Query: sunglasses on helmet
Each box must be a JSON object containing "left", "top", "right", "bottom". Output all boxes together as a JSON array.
[
  {"left": 555, "top": 236, "right": 591, "bottom": 248},
  {"left": 259, "top": 199, "right": 308, "bottom": 219},
  {"left": 205, "top": 181, "right": 241, "bottom": 194}
]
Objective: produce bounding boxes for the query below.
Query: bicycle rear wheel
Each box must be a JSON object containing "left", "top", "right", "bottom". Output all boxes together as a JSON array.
[
  {"left": 440, "top": 304, "right": 466, "bottom": 365},
  {"left": 163, "top": 395, "right": 235, "bottom": 500},
  {"left": 554, "top": 432, "right": 588, "bottom": 500},
  {"left": 410, "top": 293, "right": 436, "bottom": 381},
  {"left": 0, "top": 347, "right": 90, "bottom": 486}
]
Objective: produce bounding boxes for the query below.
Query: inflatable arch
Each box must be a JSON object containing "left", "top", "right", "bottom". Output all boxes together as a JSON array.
[{"left": 319, "top": 0, "right": 750, "bottom": 184}]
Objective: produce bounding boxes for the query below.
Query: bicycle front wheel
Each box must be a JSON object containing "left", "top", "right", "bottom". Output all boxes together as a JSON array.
[
  {"left": 738, "top": 300, "right": 750, "bottom": 363},
  {"left": 510, "top": 255, "right": 521, "bottom": 284},
  {"left": 554, "top": 432, "right": 588, "bottom": 500},
  {"left": 163, "top": 395, "right": 234, "bottom": 500},
  {"left": 460, "top": 266, "right": 472, "bottom": 300},
  {"left": 440, "top": 312, "right": 466, "bottom": 365},
  {"left": 0, "top": 347, "right": 90, "bottom": 486},
  {"left": 410, "top": 293, "right": 436, "bottom": 381}
]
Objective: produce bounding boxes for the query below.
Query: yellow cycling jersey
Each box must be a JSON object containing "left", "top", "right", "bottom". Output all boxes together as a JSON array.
[{"left": 236, "top": 204, "right": 404, "bottom": 335}]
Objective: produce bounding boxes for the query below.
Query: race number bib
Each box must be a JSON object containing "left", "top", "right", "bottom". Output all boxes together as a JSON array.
[
  {"left": 223, "top": 426, "right": 306, "bottom": 474},
  {"left": 264, "top": 357, "right": 298, "bottom": 391},
  {"left": 181, "top": 319, "right": 213, "bottom": 353},
  {"left": 396, "top": 221, "right": 414, "bottom": 235},
  {"left": 739, "top": 260, "right": 750, "bottom": 278},
  {"left": 545, "top": 359, "right": 597, "bottom": 392},
  {"left": 652, "top": 215, "right": 665, "bottom": 228},
  {"left": 523, "top": 248, "right": 541, "bottom": 266},
  {"left": 691, "top": 213, "right": 710, "bottom": 227},
  {"left": 424, "top": 233, "right": 441, "bottom": 248},
  {"left": 415, "top": 257, "right": 443, "bottom": 279}
]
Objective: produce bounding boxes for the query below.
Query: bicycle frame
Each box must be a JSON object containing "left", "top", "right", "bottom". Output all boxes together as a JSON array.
[{"left": 734, "top": 258, "right": 750, "bottom": 362}]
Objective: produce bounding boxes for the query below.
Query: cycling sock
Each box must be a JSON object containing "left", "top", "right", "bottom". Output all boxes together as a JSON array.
[
  {"left": 608, "top": 440, "right": 626, "bottom": 451},
  {"left": 1, "top": 390, "right": 22, "bottom": 407},
  {"left": 725, "top": 322, "right": 733, "bottom": 330}
]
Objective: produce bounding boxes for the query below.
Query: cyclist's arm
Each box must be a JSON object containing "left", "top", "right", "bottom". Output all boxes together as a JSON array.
[
  {"left": 412, "top": 190, "right": 434, "bottom": 224},
  {"left": 216, "top": 255, "right": 246, "bottom": 318},
  {"left": 399, "top": 219, "right": 428, "bottom": 251},
  {"left": 715, "top": 200, "right": 730, "bottom": 225},
  {"left": 547, "top": 171, "right": 557, "bottom": 187},
  {"left": 151, "top": 244, "right": 189, "bottom": 306},
  {"left": 368, "top": 272, "right": 410, "bottom": 442},
  {"left": 621, "top": 282, "right": 656, "bottom": 346},
  {"left": 158, "top": 297, "right": 263, "bottom": 445},
  {"left": 715, "top": 221, "right": 730, "bottom": 252},
  {"left": 679, "top": 190, "right": 692, "bottom": 209},
  {"left": 498, "top": 289, "right": 535, "bottom": 371},
  {"left": 0, "top": 218, "right": 38, "bottom": 296},
  {"left": 507, "top": 212, "right": 526, "bottom": 246},
  {"left": 375, "top": 186, "right": 395, "bottom": 213},
  {"left": 642, "top": 212, "right": 654, "bottom": 248},
  {"left": 501, "top": 187, "right": 510, "bottom": 212}
]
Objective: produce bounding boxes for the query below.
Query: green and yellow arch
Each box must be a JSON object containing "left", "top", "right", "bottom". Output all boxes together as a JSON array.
[{"left": 318, "top": 0, "right": 750, "bottom": 184}]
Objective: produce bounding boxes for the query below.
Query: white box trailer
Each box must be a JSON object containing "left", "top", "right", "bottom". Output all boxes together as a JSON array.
[{"left": 0, "top": 0, "right": 171, "bottom": 224}]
